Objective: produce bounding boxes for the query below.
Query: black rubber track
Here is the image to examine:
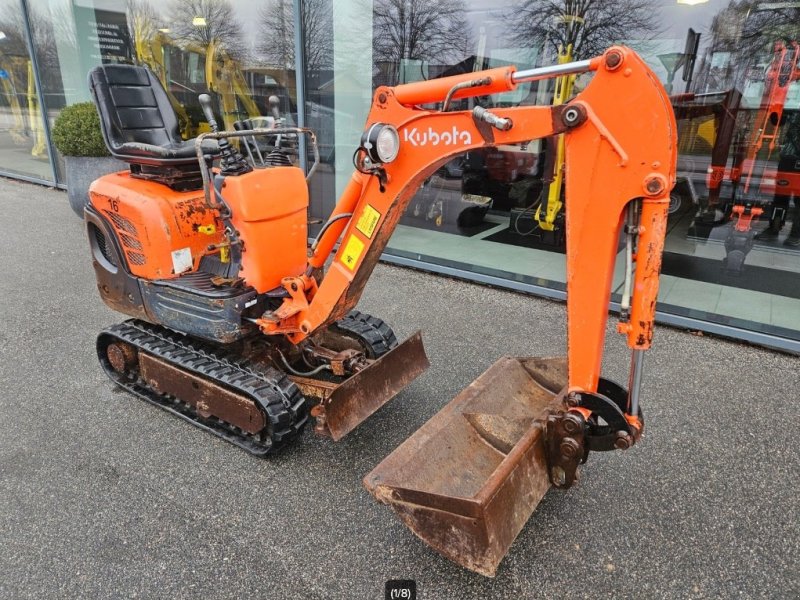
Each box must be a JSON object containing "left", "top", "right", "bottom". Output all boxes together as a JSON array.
[
  {"left": 332, "top": 310, "right": 398, "bottom": 358},
  {"left": 97, "top": 320, "right": 309, "bottom": 456}
]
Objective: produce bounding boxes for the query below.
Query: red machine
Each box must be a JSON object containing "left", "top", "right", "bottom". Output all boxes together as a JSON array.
[{"left": 742, "top": 41, "right": 800, "bottom": 193}]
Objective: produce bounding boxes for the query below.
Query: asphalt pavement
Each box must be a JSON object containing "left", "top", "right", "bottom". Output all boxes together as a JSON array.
[{"left": 0, "top": 176, "right": 797, "bottom": 599}]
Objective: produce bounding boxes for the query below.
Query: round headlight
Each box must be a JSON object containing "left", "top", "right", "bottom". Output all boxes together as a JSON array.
[{"left": 361, "top": 123, "right": 400, "bottom": 164}]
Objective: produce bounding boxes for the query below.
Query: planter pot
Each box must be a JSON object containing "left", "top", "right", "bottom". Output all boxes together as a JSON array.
[{"left": 64, "top": 155, "right": 127, "bottom": 217}]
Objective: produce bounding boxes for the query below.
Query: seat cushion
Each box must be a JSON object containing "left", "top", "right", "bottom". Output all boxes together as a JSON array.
[{"left": 119, "top": 137, "right": 219, "bottom": 160}]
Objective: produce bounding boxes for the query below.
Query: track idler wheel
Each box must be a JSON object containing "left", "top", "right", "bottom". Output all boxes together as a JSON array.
[{"left": 106, "top": 342, "right": 138, "bottom": 376}]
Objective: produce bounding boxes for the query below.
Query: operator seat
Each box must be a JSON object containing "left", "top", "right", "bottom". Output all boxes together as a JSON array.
[{"left": 88, "top": 63, "right": 218, "bottom": 190}]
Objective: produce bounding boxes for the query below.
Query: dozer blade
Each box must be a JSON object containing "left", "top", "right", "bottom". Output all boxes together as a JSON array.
[
  {"left": 295, "top": 332, "right": 430, "bottom": 441},
  {"left": 364, "top": 356, "right": 567, "bottom": 577}
]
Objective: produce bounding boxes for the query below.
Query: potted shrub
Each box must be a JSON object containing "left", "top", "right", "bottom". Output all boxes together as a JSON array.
[{"left": 52, "top": 102, "right": 125, "bottom": 217}]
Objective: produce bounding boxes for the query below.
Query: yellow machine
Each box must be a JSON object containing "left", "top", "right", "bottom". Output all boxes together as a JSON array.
[
  {"left": 535, "top": 45, "right": 576, "bottom": 231},
  {"left": 131, "top": 29, "right": 195, "bottom": 138},
  {"left": 26, "top": 62, "right": 45, "bottom": 157},
  {"left": 205, "top": 40, "right": 261, "bottom": 131},
  {"left": 131, "top": 22, "right": 270, "bottom": 136},
  {"left": 0, "top": 51, "right": 45, "bottom": 156},
  {"left": 0, "top": 67, "right": 27, "bottom": 144}
]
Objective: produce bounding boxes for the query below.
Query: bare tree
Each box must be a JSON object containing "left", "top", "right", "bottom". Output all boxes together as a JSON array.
[
  {"left": 0, "top": 3, "right": 59, "bottom": 76},
  {"left": 166, "top": 0, "right": 246, "bottom": 58},
  {"left": 694, "top": 0, "right": 800, "bottom": 92},
  {"left": 510, "top": 0, "right": 662, "bottom": 61},
  {"left": 0, "top": 6, "right": 29, "bottom": 59},
  {"left": 372, "top": 0, "right": 470, "bottom": 66},
  {"left": 127, "top": 0, "right": 162, "bottom": 54},
  {"left": 258, "top": 0, "right": 333, "bottom": 71}
]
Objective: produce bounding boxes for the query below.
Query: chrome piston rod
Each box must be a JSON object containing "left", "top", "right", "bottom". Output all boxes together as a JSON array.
[
  {"left": 628, "top": 349, "right": 645, "bottom": 417},
  {"left": 511, "top": 59, "right": 594, "bottom": 84}
]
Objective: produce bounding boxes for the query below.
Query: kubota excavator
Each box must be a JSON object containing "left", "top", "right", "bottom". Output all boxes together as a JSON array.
[{"left": 84, "top": 45, "right": 676, "bottom": 577}]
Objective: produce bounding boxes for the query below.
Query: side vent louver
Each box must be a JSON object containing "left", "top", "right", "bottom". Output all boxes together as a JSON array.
[{"left": 103, "top": 209, "right": 147, "bottom": 267}]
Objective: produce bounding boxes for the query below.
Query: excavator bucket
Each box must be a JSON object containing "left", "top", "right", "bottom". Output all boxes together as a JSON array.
[{"left": 364, "top": 356, "right": 567, "bottom": 577}]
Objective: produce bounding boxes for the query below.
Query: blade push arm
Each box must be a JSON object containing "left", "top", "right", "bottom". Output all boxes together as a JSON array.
[{"left": 259, "top": 47, "right": 677, "bottom": 412}]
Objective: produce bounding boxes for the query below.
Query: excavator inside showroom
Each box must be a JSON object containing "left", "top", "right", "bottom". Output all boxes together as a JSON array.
[{"left": 84, "top": 46, "right": 675, "bottom": 576}]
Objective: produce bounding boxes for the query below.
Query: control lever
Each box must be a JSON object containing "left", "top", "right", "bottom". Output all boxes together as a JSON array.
[
  {"left": 269, "top": 95, "right": 281, "bottom": 122},
  {"left": 199, "top": 93, "right": 220, "bottom": 132},
  {"left": 198, "top": 93, "right": 251, "bottom": 176},
  {"left": 234, "top": 119, "right": 266, "bottom": 165}
]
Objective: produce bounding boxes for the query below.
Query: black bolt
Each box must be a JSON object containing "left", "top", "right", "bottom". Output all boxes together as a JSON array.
[
  {"left": 563, "top": 416, "right": 581, "bottom": 434},
  {"left": 378, "top": 92, "right": 387, "bottom": 104},
  {"left": 291, "top": 282, "right": 298, "bottom": 291},
  {"left": 560, "top": 438, "right": 580, "bottom": 458},
  {"left": 646, "top": 177, "right": 665, "bottom": 195},
  {"left": 614, "top": 432, "right": 632, "bottom": 450},
  {"left": 606, "top": 51, "right": 623, "bottom": 70}
]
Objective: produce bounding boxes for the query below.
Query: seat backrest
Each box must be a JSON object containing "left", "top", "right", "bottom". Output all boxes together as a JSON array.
[{"left": 88, "top": 64, "right": 182, "bottom": 156}]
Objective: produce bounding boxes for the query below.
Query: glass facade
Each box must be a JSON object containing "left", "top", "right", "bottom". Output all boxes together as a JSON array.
[
  {"left": 0, "top": 0, "right": 51, "bottom": 181},
  {"left": 1, "top": 0, "right": 799, "bottom": 351},
  {"left": 304, "top": 0, "right": 800, "bottom": 351}
]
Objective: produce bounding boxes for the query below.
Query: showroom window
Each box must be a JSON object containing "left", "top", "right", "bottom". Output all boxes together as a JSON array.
[
  {"left": 304, "top": 0, "right": 800, "bottom": 350},
  {"left": 0, "top": 0, "right": 53, "bottom": 182},
  {"left": 7, "top": 0, "right": 300, "bottom": 183}
]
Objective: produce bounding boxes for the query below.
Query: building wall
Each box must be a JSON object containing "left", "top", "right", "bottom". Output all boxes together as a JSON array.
[{"left": 1, "top": 0, "right": 799, "bottom": 352}]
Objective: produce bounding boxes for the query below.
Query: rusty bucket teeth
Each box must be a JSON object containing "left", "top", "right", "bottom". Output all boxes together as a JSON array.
[{"left": 364, "top": 356, "right": 568, "bottom": 577}]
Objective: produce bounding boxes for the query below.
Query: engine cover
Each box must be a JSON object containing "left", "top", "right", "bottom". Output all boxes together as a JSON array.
[{"left": 89, "top": 171, "right": 224, "bottom": 280}]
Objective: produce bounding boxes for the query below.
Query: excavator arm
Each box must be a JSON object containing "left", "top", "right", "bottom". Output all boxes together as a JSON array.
[
  {"left": 259, "top": 45, "right": 676, "bottom": 405},
  {"left": 743, "top": 40, "right": 800, "bottom": 193},
  {"left": 535, "top": 43, "right": 576, "bottom": 232},
  {"left": 256, "top": 47, "right": 675, "bottom": 575}
]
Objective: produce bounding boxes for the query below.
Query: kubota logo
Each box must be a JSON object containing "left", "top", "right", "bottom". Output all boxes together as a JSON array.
[{"left": 403, "top": 126, "right": 472, "bottom": 147}]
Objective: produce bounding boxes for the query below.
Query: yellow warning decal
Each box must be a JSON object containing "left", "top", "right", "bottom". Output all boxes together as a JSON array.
[
  {"left": 355, "top": 204, "right": 381, "bottom": 239},
  {"left": 341, "top": 234, "right": 365, "bottom": 271}
]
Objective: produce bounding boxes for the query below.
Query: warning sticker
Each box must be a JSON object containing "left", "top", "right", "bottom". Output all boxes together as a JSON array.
[
  {"left": 171, "top": 247, "right": 193, "bottom": 274},
  {"left": 355, "top": 204, "right": 381, "bottom": 239},
  {"left": 341, "top": 234, "right": 365, "bottom": 271}
]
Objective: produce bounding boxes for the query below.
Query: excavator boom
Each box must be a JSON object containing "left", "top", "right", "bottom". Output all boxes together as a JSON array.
[
  {"left": 259, "top": 45, "right": 675, "bottom": 398},
  {"left": 252, "top": 46, "right": 676, "bottom": 575}
]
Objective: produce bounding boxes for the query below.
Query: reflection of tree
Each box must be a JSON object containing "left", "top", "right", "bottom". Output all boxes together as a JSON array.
[
  {"left": 695, "top": 0, "right": 800, "bottom": 91},
  {"left": 0, "top": 3, "right": 57, "bottom": 79},
  {"left": 738, "top": 1, "right": 799, "bottom": 55},
  {"left": 0, "top": 4, "right": 33, "bottom": 59},
  {"left": 47, "top": 1, "right": 78, "bottom": 56},
  {"left": 166, "top": 0, "right": 246, "bottom": 58},
  {"left": 510, "top": 0, "right": 662, "bottom": 60},
  {"left": 258, "top": 0, "right": 333, "bottom": 71},
  {"left": 127, "top": 0, "right": 162, "bottom": 53},
  {"left": 372, "top": 0, "right": 470, "bottom": 66}
]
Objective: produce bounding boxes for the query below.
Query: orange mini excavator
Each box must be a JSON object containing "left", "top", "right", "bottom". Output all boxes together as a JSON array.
[{"left": 85, "top": 46, "right": 675, "bottom": 576}]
